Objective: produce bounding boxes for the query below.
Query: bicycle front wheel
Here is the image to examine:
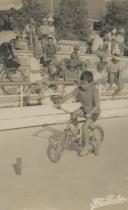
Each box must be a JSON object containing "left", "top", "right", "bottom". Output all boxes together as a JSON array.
[
  {"left": 47, "top": 132, "right": 67, "bottom": 163},
  {"left": 90, "top": 125, "right": 104, "bottom": 155}
]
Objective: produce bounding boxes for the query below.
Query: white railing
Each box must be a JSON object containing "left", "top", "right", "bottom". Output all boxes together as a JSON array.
[
  {"left": 0, "top": 81, "right": 29, "bottom": 107},
  {"left": 0, "top": 81, "right": 128, "bottom": 108},
  {"left": 0, "top": 80, "right": 78, "bottom": 108}
]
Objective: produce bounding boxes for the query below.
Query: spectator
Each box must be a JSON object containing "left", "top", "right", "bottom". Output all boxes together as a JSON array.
[
  {"left": 25, "top": 18, "right": 38, "bottom": 51},
  {"left": 91, "top": 32, "right": 107, "bottom": 61},
  {"left": 2, "top": 15, "right": 12, "bottom": 30},
  {"left": 46, "top": 15, "right": 56, "bottom": 38},
  {"left": 111, "top": 28, "right": 117, "bottom": 55},
  {"left": 111, "top": 28, "right": 117, "bottom": 40},
  {"left": 44, "top": 36, "right": 57, "bottom": 63},
  {"left": 39, "top": 18, "right": 56, "bottom": 57},
  {"left": 24, "top": 71, "right": 49, "bottom": 105},
  {"left": 91, "top": 32, "right": 104, "bottom": 53},
  {"left": 69, "top": 45, "right": 81, "bottom": 70},
  {"left": 94, "top": 59, "right": 108, "bottom": 86},
  {"left": 0, "top": 41, "right": 20, "bottom": 70},
  {"left": 87, "top": 30, "right": 96, "bottom": 54},
  {"left": 105, "top": 31, "right": 113, "bottom": 56},
  {"left": 106, "top": 54, "right": 123, "bottom": 91},
  {"left": 47, "top": 59, "right": 58, "bottom": 79},
  {"left": 116, "top": 28, "right": 125, "bottom": 56}
]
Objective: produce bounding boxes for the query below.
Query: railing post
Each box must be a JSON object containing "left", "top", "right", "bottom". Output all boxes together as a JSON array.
[
  {"left": 98, "top": 84, "right": 101, "bottom": 97},
  {"left": 20, "top": 85, "right": 23, "bottom": 107}
]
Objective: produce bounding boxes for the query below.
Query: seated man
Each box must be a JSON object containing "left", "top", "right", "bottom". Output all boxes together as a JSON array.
[
  {"left": 0, "top": 41, "right": 20, "bottom": 70},
  {"left": 69, "top": 45, "right": 83, "bottom": 71},
  {"left": 91, "top": 32, "right": 106, "bottom": 61},
  {"left": 47, "top": 59, "right": 58, "bottom": 79},
  {"left": 58, "top": 71, "right": 101, "bottom": 156},
  {"left": 24, "top": 70, "right": 49, "bottom": 105}
]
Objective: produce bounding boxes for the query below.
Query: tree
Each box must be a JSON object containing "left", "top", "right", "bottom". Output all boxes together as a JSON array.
[
  {"left": 0, "top": 0, "right": 48, "bottom": 32},
  {"left": 54, "top": 0, "right": 88, "bottom": 41},
  {"left": 102, "top": 0, "right": 128, "bottom": 31}
]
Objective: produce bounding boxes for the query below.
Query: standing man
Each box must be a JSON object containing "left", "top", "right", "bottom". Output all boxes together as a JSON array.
[
  {"left": 25, "top": 18, "right": 38, "bottom": 52},
  {"left": 44, "top": 35, "right": 57, "bottom": 63},
  {"left": 116, "top": 28, "right": 125, "bottom": 56},
  {"left": 39, "top": 18, "right": 56, "bottom": 57},
  {"left": 107, "top": 54, "right": 123, "bottom": 92},
  {"left": 43, "top": 35, "right": 59, "bottom": 78}
]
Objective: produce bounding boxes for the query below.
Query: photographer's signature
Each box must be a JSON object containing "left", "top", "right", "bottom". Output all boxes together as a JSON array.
[{"left": 90, "top": 195, "right": 127, "bottom": 210}]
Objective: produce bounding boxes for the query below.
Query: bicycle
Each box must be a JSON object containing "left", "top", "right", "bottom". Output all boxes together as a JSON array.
[
  {"left": 47, "top": 95, "right": 104, "bottom": 163},
  {"left": 0, "top": 57, "right": 26, "bottom": 95}
]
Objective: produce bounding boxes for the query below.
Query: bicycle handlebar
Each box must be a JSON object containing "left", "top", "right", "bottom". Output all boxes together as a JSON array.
[{"left": 57, "top": 106, "right": 71, "bottom": 114}]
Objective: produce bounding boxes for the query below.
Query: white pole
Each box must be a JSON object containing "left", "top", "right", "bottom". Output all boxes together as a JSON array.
[
  {"left": 20, "top": 85, "right": 23, "bottom": 107},
  {"left": 51, "top": 0, "right": 53, "bottom": 18}
]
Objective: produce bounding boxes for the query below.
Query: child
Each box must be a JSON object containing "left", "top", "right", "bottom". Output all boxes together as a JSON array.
[{"left": 60, "top": 71, "right": 101, "bottom": 156}]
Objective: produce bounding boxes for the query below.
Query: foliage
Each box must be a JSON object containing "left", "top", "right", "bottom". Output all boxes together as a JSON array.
[
  {"left": 0, "top": 0, "right": 48, "bottom": 32},
  {"left": 54, "top": 0, "right": 89, "bottom": 41},
  {"left": 102, "top": 0, "right": 128, "bottom": 31}
]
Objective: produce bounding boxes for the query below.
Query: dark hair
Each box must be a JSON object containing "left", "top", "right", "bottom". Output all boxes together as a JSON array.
[
  {"left": 48, "top": 36, "right": 53, "bottom": 40},
  {"left": 80, "top": 71, "right": 93, "bottom": 83}
]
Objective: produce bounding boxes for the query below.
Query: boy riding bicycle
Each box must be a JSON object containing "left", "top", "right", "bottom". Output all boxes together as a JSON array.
[{"left": 57, "top": 71, "right": 101, "bottom": 156}]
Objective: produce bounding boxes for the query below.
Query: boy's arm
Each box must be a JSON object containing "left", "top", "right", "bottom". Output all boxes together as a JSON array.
[{"left": 62, "top": 88, "right": 78, "bottom": 103}]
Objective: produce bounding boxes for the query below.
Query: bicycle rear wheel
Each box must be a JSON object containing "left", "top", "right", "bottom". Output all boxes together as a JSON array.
[{"left": 0, "top": 68, "right": 25, "bottom": 95}]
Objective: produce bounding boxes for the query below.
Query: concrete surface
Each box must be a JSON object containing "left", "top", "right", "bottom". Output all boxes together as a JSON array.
[{"left": 0, "top": 117, "right": 128, "bottom": 210}]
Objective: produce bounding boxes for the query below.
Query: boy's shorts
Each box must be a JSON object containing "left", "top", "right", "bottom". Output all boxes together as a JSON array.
[{"left": 72, "top": 107, "right": 99, "bottom": 122}]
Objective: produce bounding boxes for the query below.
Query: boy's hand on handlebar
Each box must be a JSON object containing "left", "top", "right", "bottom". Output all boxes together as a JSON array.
[
  {"left": 50, "top": 95, "right": 63, "bottom": 109},
  {"left": 86, "top": 113, "right": 92, "bottom": 118}
]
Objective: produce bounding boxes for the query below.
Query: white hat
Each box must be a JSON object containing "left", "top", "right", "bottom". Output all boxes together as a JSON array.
[
  {"left": 43, "top": 18, "right": 48, "bottom": 24},
  {"left": 47, "top": 16, "right": 54, "bottom": 23},
  {"left": 119, "top": 27, "right": 125, "bottom": 34},
  {"left": 112, "top": 28, "right": 117, "bottom": 34}
]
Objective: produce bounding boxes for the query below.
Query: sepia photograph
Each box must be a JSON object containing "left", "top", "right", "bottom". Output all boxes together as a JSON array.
[{"left": 0, "top": 0, "right": 128, "bottom": 209}]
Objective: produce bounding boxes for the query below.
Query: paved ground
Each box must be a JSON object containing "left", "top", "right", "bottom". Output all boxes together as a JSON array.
[{"left": 0, "top": 117, "right": 128, "bottom": 210}]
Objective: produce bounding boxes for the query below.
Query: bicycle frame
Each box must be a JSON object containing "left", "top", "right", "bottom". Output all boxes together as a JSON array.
[{"left": 47, "top": 106, "right": 104, "bottom": 162}]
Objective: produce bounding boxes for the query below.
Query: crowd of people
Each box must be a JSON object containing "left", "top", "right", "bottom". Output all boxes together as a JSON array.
[
  {"left": 21, "top": 18, "right": 126, "bottom": 94},
  {"left": 0, "top": 15, "right": 126, "bottom": 99},
  {"left": 88, "top": 27, "right": 125, "bottom": 57}
]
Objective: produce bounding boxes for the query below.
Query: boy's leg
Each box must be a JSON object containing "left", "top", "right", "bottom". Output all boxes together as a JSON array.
[
  {"left": 80, "top": 118, "right": 93, "bottom": 156},
  {"left": 108, "top": 72, "right": 114, "bottom": 89},
  {"left": 71, "top": 108, "right": 83, "bottom": 135},
  {"left": 115, "top": 72, "right": 123, "bottom": 92},
  {"left": 71, "top": 107, "right": 83, "bottom": 121}
]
